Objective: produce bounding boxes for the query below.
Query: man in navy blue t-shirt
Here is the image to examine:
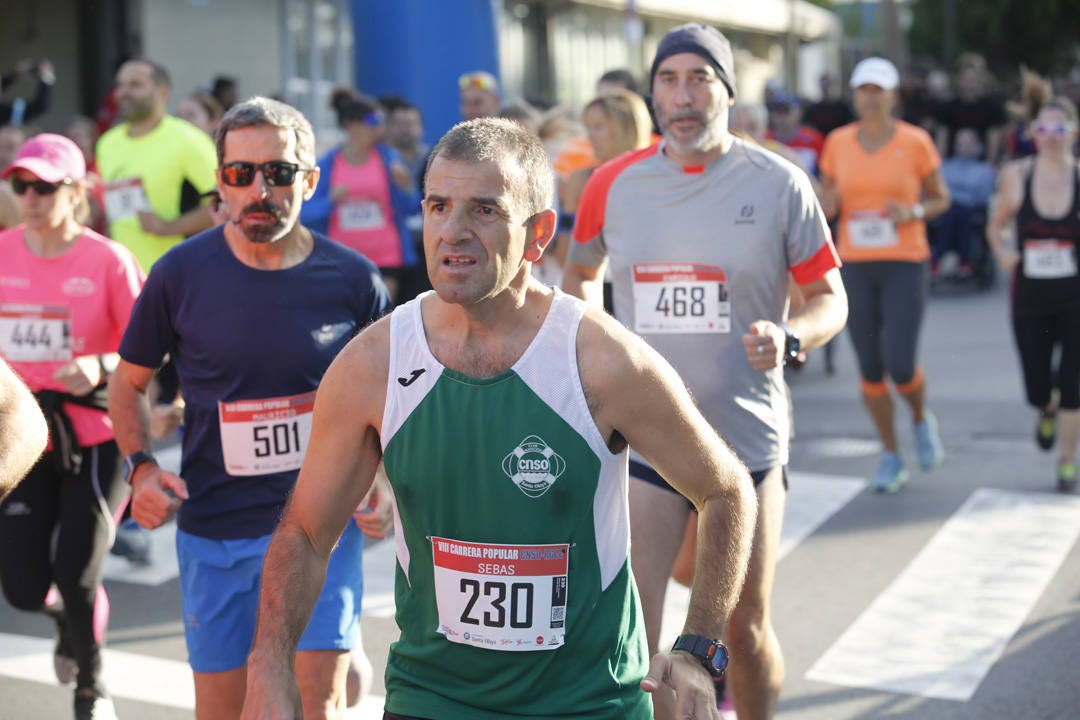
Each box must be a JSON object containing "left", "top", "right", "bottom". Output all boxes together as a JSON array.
[{"left": 108, "top": 97, "right": 390, "bottom": 718}]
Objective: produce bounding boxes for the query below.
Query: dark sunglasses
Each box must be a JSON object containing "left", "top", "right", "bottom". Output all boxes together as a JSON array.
[
  {"left": 220, "top": 161, "right": 310, "bottom": 187},
  {"left": 10, "top": 177, "right": 73, "bottom": 196}
]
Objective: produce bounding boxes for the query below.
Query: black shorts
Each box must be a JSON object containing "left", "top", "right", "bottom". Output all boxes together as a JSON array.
[{"left": 629, "top": 459, "right": 787, "bottom": 511}]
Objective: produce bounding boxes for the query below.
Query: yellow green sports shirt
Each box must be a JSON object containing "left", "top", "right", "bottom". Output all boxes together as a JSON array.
[{"left": 96, "top": 116, "right": 217, "bottom": 271}]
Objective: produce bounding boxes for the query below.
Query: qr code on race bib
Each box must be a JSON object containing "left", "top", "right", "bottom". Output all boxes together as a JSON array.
[{"left": 551, "top": 606, "right": 565, "bottom": 626}]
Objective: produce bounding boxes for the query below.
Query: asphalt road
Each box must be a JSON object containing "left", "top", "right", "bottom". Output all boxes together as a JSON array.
[{"left": 2, "top": 274, "right": 1079, "bottom": 719}]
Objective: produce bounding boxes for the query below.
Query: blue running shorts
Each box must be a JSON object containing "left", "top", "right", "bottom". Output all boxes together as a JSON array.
[{"left": 177, "top": 521, "right": 364, "bottom": 673}]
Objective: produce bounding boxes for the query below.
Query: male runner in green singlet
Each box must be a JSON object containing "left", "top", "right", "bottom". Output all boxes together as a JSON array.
[{"left": 242, "top": 118, "right": 757, "bottom": 720}]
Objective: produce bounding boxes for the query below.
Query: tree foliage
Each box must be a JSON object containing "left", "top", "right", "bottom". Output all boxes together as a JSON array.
[{"left": 909, "top": 0, "right": 1080, "bottom": 76}]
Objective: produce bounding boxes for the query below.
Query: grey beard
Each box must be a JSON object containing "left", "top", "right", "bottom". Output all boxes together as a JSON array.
[{"left": 665, "top": 120, "right": 726, "bottom": 156}]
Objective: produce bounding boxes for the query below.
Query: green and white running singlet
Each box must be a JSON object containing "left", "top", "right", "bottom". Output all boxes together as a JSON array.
[{"left": 380, "top": 290, "right": 651, "bottom": 720}]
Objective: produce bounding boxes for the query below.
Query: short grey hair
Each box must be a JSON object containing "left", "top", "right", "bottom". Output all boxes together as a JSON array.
[
  {"left": 214, "top": 96, "right": 316, "bottom": 168},
  {"left": 426, "top": 117, "right": 553, "bottom": 216}
]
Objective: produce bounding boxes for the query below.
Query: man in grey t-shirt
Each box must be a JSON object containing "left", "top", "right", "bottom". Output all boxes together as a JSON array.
[{"left": 563, "top": 24, "right": 848, "bottom": 720}]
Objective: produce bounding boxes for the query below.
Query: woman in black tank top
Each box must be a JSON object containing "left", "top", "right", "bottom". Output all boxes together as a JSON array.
[{"left": 987, "top": 96, "right": 1080, "bottom": 491}]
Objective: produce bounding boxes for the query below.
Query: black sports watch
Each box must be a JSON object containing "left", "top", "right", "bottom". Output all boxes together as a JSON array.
[
  {"left": 780, "top": 323, "right": 801, "bottom": 366},
  {"left": 123, "top": 451, "right": 158, "bottom": 484},
  {"left": 672, "top": 634, "right": 729, "bottom": 681}
]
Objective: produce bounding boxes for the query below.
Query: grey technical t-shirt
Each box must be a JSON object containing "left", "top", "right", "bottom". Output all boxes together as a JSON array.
[{"left": 570, "top": 138, "right": 838, "bottom": 471}]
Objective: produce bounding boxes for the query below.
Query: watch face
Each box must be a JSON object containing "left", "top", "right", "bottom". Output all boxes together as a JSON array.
[{"left": 709, "top": 644, "right": 729, "bottom": 674}]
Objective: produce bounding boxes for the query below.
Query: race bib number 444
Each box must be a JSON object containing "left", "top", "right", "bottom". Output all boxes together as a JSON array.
[
  {"left": 432, "top": 537, "right": 569, "bottom": 652},
  {"left": 218, "top": 391, "right": 316, "bottom": 476},
  {"left": 0, "top": 304, "right": 72, "bottom": 362},
  {"left": 632, "top": 263, "right": 730, "bottom": 334}
]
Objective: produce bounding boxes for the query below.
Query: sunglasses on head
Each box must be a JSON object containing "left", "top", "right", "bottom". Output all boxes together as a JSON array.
[
  {"left": 458, "top": 73, "right": 496, "bottom": 92},
  {"left": 10, "top": 177, "right": 73, "bottom": 196},
  {"left": 220, "top": 161, "right": 309, "bottom": 187},
  {"left": 1033, "top": 121, "right": 1075, "bottom": 137}
]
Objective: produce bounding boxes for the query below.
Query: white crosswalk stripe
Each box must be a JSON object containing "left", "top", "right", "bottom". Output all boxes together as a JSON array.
[
  {"left": 0, "top": 632, "right": 387, "bottom": 717},
  {"left": 6, "top": 471, "right": 1080, "bottom": 715},
  {"left": 805, "top": 488, "right": 1080, "bottom": 701}
]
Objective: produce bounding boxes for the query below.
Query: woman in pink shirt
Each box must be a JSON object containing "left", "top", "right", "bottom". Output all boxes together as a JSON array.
[
  {"left": 0, "top": 134, "right": 144, "bottom": 718},
  {"left": 301, "top": 88, "right": 420, "bottom": 304}
]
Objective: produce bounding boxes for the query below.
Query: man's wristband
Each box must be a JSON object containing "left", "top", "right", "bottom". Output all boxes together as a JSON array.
[{"left": 123, "top": 451, "right": 158, "bottom": 484}]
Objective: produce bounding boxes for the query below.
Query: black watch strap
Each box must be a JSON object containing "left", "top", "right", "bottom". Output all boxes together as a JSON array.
[
  {"left": 780, "top": 323, "right": 800, "bottom": 364},
  {"left": 672, "top": 634, "right": 729, "bottom": 680},
  {"left": 123, "top": 451, "right": 158, "bottom": 484}
]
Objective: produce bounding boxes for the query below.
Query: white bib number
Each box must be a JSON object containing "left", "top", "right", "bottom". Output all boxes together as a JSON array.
[
  {"left": 218, "top": 391, "right": 315, "bottom": 476},
  {"left": 847, "top": 211, "right": 898, "bottom": 249},
  {"left": 1024, "top": 240, "right": 1078, "bottom": 279},
  {"left": 432, "top": 537, "right": 569, "bottom": 652},
  {"left": 338, "top": 200, "right": 385, "bottom": 230},
  {"left": 0, "top": 304, "right": 72, "bottom": 362},
  {"left": 631, "top": 263, "right": 730, "bottom": 334},
  {"left": 104, "top": 178, "right": 152, "bottom": 222}
]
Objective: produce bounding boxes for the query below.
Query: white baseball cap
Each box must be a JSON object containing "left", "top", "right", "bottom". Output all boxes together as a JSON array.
[{"left": 849, "top": 57, "right": 899, "bottom": 91}]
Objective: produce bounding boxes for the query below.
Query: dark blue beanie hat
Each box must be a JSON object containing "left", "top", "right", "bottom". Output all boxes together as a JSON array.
[{"left": 650, "top": 23, "right": 736, "bottom": 99}]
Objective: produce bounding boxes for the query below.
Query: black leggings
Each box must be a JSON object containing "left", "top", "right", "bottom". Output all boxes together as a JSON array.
[
  {"left": 841, "top": 260, "right": 928, "bottom": 385},
  {"left": 1012, "top": 306, "right": 1080, "bottom": 410},
  {"left": 0, "top": 441, "right": 127, "bottom": 689}
]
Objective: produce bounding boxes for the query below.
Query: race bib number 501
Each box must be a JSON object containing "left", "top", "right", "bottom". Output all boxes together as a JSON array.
[
  {"left": 632, "top": 263, "right": 730, "bottom": 334},
  {"left": 432, "top": 537, "right": 569, "bottom": 652},
  {"left": 218, "top": 391, "right": 316, "bottom": 476}
]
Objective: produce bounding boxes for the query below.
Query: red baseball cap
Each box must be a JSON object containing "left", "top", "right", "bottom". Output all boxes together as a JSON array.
[{"left": 2, "top": 133, "right": 86, "bottom": 183}]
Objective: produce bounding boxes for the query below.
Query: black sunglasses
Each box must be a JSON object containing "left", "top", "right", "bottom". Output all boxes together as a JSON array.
[
  {"left": 10, "top": 177, "right": 73, "bottom": 196},
  {"left": 220, "top": 161, "right": 309, "bottom": 187}
]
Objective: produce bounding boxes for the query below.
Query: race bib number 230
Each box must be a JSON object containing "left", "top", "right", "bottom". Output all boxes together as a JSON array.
[{"left": 432, "top": 537, "right": 569, "bottom": 652}]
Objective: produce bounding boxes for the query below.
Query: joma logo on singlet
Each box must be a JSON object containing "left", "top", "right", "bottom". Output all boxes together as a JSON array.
[{"left": 502, "top": 435, "right": 566, "bottom": 498}]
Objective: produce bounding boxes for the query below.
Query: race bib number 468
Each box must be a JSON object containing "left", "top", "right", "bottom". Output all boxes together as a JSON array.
[
  {"left": 218, "top": 391, "right": 316, "bottom": 476},
  {"left": 432, "top": 537, "right": 569, "bottom": 652},
  {"left": 632, "top": 263, "right": 730, "bottom": 334}
]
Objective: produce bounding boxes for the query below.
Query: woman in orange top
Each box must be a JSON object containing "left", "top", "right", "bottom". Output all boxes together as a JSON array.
[
  {"left": 819, "top": 57, "right": 951, "bottom": 492},
  {"left": 553, "top": 88, "right": 654, "bottom": 294}
]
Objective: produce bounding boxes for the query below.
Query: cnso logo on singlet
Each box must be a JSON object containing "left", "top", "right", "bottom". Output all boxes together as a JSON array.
[{"left": 502, "top": 435, "right": 565, "bottom": 498}]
